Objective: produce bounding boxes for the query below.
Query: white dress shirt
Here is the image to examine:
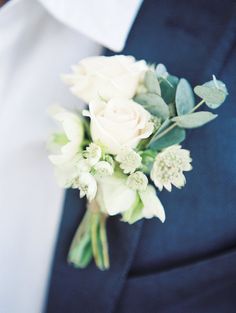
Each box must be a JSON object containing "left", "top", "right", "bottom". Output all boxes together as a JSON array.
[{"left": 0, "top": 0, "right": 142, "bottom": 312}]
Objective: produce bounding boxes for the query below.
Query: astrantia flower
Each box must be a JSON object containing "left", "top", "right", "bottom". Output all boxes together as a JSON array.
[
  {"left": 127, "top": 171, "right": 148, "bottom": 191},
  {"left": 116, "top": 148, "right": 142, "bottom": 174},
  {"left": 48, "top": 106, "right": 84, "bottom": 166},
  {"left": 93, "top": 161, "right": 114, "bottom": 178},
  {"left": 150, "top": 145, "right": 192, "bottom": 191},
  {"left": 83, "top": 143, "right": 102, "bottom": 166},
  {"left": 78, "top": 172, "right": 97, "bottom": 201}
]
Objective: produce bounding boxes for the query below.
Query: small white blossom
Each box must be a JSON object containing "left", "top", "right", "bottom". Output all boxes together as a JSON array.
[
  {"left": 93, "top": 161, "right": 114, "bottom": 178},
  {"left": 116, "top": 148, "right": 142, "bottom": 174},
  {"left": 83, "top": 143, "right": 102, "bottom": 166},
  {"left": 78, "top": 173, "right": 97, "bottom": 201},
  {"left": 150, "top": 145, "right": 192, "bottom": 192},
  {"left": 126, "top": 171, "right": 148, "bottom": 191}
]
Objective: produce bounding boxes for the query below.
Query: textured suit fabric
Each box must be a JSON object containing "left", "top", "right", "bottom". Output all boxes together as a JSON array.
[{"left": 45, "top": 0, "right": 236, "bottom": 312}]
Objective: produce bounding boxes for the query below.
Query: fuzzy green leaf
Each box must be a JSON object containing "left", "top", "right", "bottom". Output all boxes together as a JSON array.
[
  {"left": 144, "top": 70, "right": 161, "bottom": 95},
  {"left": 149, "top": 126, "right": 186, "bottom": 150},
  {"left": 134, "top": 93, "right": 169, "bottom": 119},
  {"left": 172, "top": 111, "right": 217, "bottom": 128},
  {"left": 175, "top": 78, "right": 195, "bottom": 115}
]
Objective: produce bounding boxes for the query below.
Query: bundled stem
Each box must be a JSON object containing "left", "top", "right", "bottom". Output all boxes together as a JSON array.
[{"left": 68, "top": 200, "right": 110, "bottom": 270}]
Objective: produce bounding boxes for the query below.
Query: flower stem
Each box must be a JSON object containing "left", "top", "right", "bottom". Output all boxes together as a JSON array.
[
  {"left": 100, "top": 214, "right": 110, "bottom": 269},
  {"left": 154, "top": 99, "right": 205, "bottom": 141}
]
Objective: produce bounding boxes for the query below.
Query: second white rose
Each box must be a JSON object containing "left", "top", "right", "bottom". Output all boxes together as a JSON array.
[
  {"left": 63, "top": 55, "right": 147, "bottom": 103},
  {"left": 88, "top": 98, "right": 154, "bottom": 155}
]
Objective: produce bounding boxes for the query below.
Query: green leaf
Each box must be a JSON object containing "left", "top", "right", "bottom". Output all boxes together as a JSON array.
[
  {"left": 144, "top": 70, "right": 161, "bottom": 95},
  {"left": 194, "top": 77, "right": 228, "bottom": 109},
  {"left": 172, "top": 111, "right": 218, "bottom": 128},
  {"left": 134, "top": 93, "right": 169, "bottom": 120},
  {"left": 148, "top": 126, "right": 186, "bottom": 150},
  {"left": 175, "top": 78, "right": 195, "bottom": 115},
  {"left": 159, "top": 74, "right": 179, "bottom": 104}
]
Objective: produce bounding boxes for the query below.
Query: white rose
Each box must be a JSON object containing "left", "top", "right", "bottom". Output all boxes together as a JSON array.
[
  {"left": 63, "top": 55, "right": 147, "bottom": 103},
  {"left": 88, "top": 98, "right": 154, "bottom": 154}
]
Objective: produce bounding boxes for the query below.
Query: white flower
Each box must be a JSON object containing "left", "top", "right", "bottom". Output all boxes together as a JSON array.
[
  {"left": 48, "top": 106, "right": 84, "bottom": 166},
  {"left": 88, "top": 98, "right": 154, "bottom": 155},
  {"left": 62, "top": 55, "right": 147, "bottom": 103},
  {"left": 127, "top": 171, "right": 148, "bottom": 191},
  {"left": 83, "top": 143, "right": 102, "bottom": 166},
  {"left": 139, "top": 185, "right": 165, "bottom": 222},
  {"left": 53, "top": 156, "right": 81, "bottom": 188},
  {"left": 116, "top": 148, "right": 142, "bottom": 174},
  {"left": 150, "top": 145, "right": 192, "bottom": 192},
  {"left": 96, "top": 175, "right": 137, "bottom": 216},
  {"left": 93, "top": 161, "right": 114, "bottom": 178},
  {"left": 78, "top": 172, "right": 97, "bottom": 202}
]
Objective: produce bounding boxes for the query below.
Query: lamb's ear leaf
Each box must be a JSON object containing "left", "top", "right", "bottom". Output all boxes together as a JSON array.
[
  {"left": 134, "top": 93, "right": 169, "bottom": 120},
  {"left": 148, "top": 126, "right": 185, "bottom": 150},
  {"left": 194, "top": 76, "right": 228, "bottom": 109},
  {"left": 175, "top": 78, "right": 195, "bottom": 115},
  {"left": 144, "top": 70, "right": 161, "bottom": 95},
  {"left": 172, "top": 111, "right": 217, "bottom": 129}
]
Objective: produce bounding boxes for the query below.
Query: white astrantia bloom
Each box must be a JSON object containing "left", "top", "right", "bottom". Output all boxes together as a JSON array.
[
  {"left": 62, "top": 55, "right": 147, "bottom": 103},
  {"left": 139, "top": 185, "right": 165, "bottom": 222},
  {"left": 96, "top": 175, "right": 137, "bottom": 216},
  {"left": 83, "top": 143, "right": 102, "bottom": 166},
  {"left": 127, "top": 171, "right": 148, "bottom": 191},
  {"left": 116, "top": 148, "right": 142, "bottom": 174},
  {"left": 150, "top": 145, "right": 192, "bottom": 192},
  {"left": 93, "top": 161, "right": 114, "bottom": 178},
  {"left": 78, "top": 172, "right": 97, "bottom": 202},
  {"left": 48, "top": 106, "right": 84, "bottom": 166}
]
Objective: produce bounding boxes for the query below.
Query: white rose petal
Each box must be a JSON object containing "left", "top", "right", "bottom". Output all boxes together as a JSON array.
[
  {"left": 89, "top": 98, "right": 154, "bottom": 154},
  {"left": 63, "top": 55, "right": 148, "bottom": 103},
  {"left": 139, "top": 185, "right": 165, "bottom": 222},
  {"left": 96, "top": 175, "right": 137, "bottom": 216}
]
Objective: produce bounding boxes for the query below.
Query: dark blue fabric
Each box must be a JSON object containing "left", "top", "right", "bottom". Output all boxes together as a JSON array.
[{"left": 45, "top": 1, "right": 236, "bottom": 312}]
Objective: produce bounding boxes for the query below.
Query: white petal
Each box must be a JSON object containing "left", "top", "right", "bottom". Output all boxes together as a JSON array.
[{"left": 139, "top": 185, "right": 165, "bottom": 222}]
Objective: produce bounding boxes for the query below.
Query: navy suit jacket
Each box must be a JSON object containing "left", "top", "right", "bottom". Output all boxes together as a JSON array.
[{"left": 45, "top": 0, "right": 236, "bottom": 312}]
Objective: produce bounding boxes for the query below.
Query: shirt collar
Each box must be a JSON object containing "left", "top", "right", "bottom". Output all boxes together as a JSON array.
[{"left": 37, "top": 0, "right": 143, "bottom": 52}]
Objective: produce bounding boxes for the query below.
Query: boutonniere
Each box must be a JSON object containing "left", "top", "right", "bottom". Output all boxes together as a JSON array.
[{"left": 48, "top": 55, "right": 228, "bottom": 270}]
